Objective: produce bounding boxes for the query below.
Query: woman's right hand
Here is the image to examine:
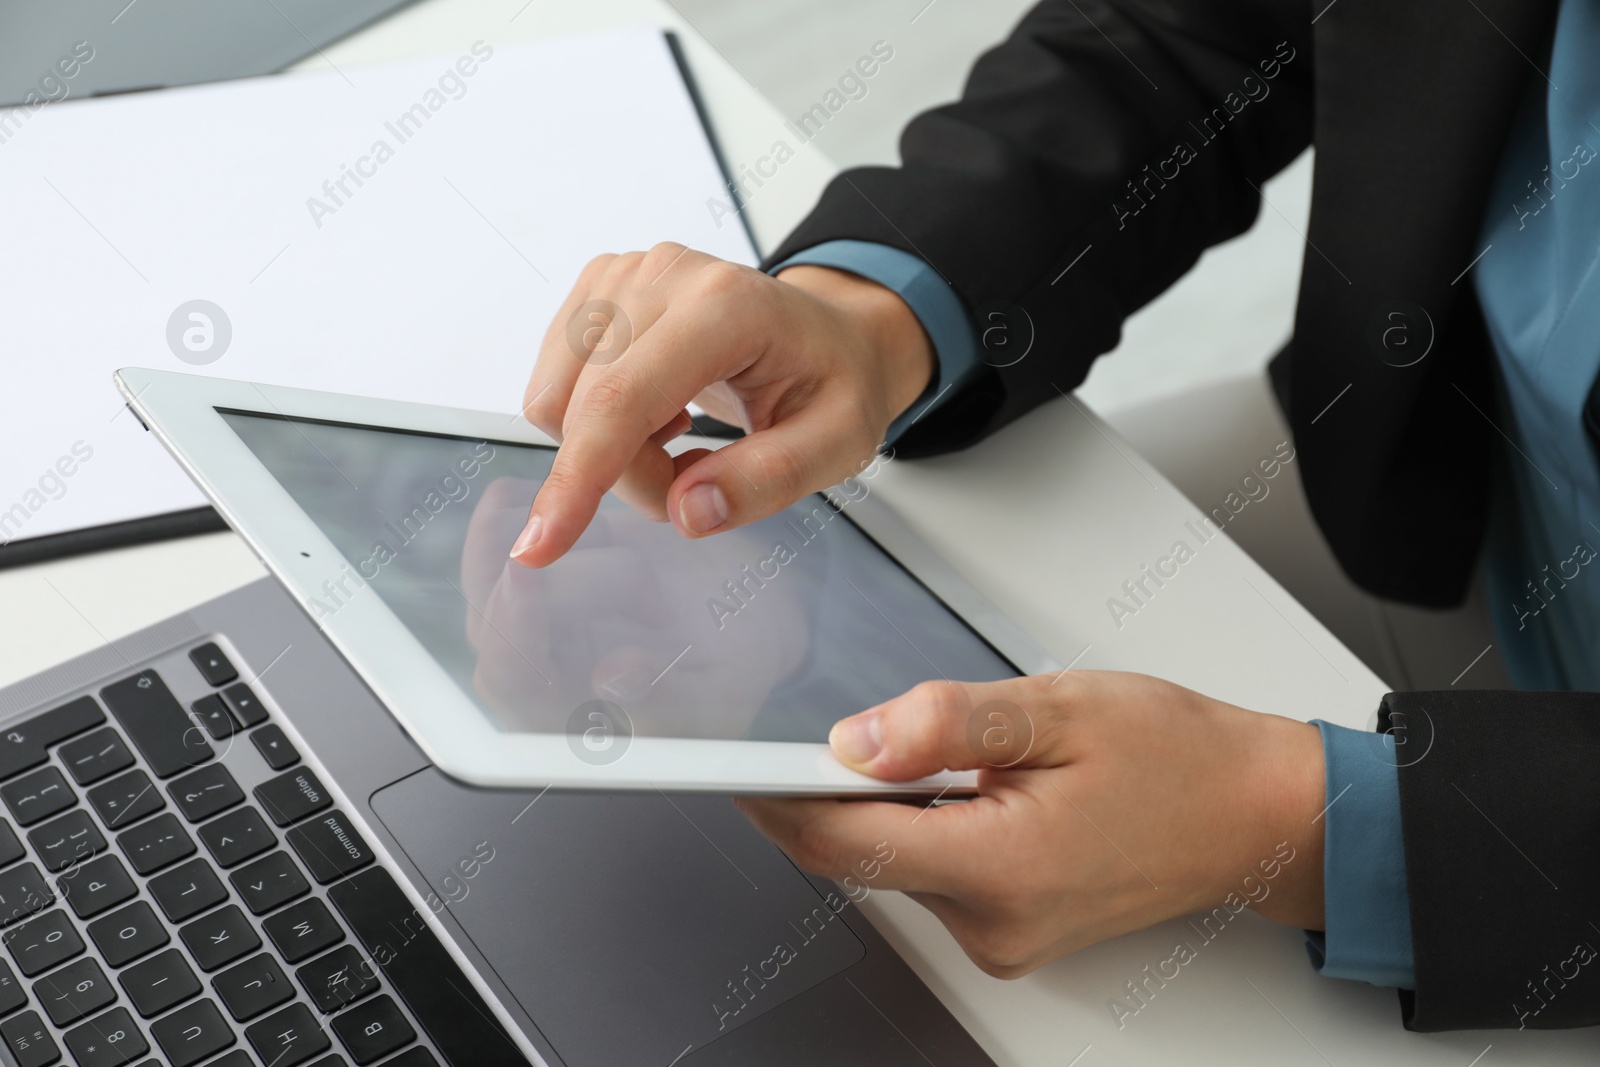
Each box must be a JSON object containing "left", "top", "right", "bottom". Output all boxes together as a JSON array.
[{"left": 509, "top": 243, "right": 934, "bottom": 568}]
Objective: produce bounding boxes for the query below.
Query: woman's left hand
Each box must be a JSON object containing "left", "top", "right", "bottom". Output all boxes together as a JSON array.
[{"left": 736, "top": 670, "right": 1326, "bottom": 978}]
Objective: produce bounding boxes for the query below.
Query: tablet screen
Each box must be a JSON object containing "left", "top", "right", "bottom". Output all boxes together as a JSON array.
[{"left": 219, "top": 410, "right": 1016, "bottom": 744}]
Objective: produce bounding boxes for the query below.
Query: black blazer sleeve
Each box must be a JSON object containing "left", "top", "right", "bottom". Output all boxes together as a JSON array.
[
  {"left": 762, "top": 0, "right": 1314, "bottom": 457},
  {"left": 1381, "top": 691, "right": 1600, "bottom": 1031}
]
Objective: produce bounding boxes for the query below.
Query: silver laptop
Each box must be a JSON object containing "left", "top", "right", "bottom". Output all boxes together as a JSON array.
[
  {"left": 0, "top": 0, "right": 418, "bottom": 108},
  {"left": 0, "top": 576, "right": 996, "bottom": 1066}
]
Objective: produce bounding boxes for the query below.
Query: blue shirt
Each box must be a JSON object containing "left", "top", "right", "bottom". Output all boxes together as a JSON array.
[
  {"left": 1476, "top": 0, "right": 1600, "bottom": 694},
  {"left": 767, "top": 0, "right": 1600, "bottom": 990}
]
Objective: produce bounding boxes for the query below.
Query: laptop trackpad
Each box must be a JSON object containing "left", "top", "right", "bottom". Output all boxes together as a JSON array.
[{"left": 371, "top": 770, "right": 865, "bottom": 1066}]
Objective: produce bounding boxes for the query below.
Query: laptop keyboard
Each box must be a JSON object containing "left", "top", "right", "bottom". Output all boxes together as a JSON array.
[{"left": 0, "top": 640, "right": 529, "bottom": 1067}]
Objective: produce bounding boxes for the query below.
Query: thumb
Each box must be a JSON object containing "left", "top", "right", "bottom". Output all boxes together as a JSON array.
[
  {"left": 829, "top": 680, "right": 1049, "bottom": 781},
  {"left": 665, "top": 396, "right": 878, "bottom": 537}
]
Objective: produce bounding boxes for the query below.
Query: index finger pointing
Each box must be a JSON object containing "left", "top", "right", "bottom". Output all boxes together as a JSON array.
[{"left": 512, "top": 304, "right": 758, "bottom": 567}]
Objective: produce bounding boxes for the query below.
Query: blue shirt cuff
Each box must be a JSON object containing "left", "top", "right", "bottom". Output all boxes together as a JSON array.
[
  {"left": 1306, "top": 720, "right": 1415, "bottom": 989},
  {"left": 768, "top": 240, "right": 981, "bottom": 445}
]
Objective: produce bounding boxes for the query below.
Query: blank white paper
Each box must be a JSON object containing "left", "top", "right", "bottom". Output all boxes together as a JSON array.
[{"left": 0, "top": 25, "right": 757, "bottom": 545}]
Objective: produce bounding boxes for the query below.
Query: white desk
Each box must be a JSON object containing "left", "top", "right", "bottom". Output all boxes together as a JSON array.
[{"left": 0, "top": 1, "right": 1586, "bottom": 1063}]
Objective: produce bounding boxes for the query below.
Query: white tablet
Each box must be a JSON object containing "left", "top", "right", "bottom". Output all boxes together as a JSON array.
[{"left": 117, "top": 367, "right": 1059, "bottom": 795}]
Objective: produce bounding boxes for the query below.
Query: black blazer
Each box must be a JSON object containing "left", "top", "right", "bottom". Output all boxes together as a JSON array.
[{"left": 766, "top": 0, "right": 1600, "bottom": 1033}]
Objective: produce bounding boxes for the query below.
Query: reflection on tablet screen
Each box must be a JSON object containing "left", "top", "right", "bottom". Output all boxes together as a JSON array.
[{"left": 220, "top": 410, "right": 1016, "bottom": 744}]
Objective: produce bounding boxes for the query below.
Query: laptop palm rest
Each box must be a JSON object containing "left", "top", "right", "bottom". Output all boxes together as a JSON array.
[{"left": 371, "top": 769, "right": 865, "bottom": 1065}]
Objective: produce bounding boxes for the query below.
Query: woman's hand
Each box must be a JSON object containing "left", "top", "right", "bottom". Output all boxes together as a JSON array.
[
  {"left": 511, "top": 244, "right": 933, "bottom": 568},
  {"left": 737, "top": 671, "right": 1326, "bottom": 978}
]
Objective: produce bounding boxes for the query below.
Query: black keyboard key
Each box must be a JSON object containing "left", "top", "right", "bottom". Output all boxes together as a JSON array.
[
  {"left": 100, "top": 672, "right": 213, "bottom": 779},
  {"left": 245, "top": 1003, "right": 329, "bottom": 1067},
  {"left": 188, "top": 696, "right": 238, "bottom": 742},
  {"left": 188, "top": 644, "right": 238, "bottom": 688},
  {"left": 147, "top": 859, "right": 226, "bottom": 923},
  {"left": 255, "top": 770, "right": 332, "bottom": 828},
  {"left": 57, "top": 855, "right": 136, "bottom": 919},
  {"left": 2, "top": 767, "right": 75, "bottom": 827},
  {"left": 168, "top": 765, "right": 242, "bottom": 823},
  {"left": 0, "top": 864, "right": 54, "bottom": 928},
  {"left": 0, "top": 820, "right": 23, "bottom": 868},
  {"left": 64, "top": 1006, "right": 148, "bottom": 1067},
  {"left": 230, "top": 851, "right": 309, "bottom": 916},
  {"left": 150, "top": 998, "right": 233, "bottom": 1067},
  {"left": 4, "top": 909, "right": 84, "bottom": 976},
  {"left": 0, "top": 959, "right": 25, "bottom": 1015},
  {"left": 180, "top": 905, "right": 260, "bottom": 972},
  {"left": 87, "top": 901, "right": 168, "bottom": 968},
  {"left": 199, "top": 808, "right": 274, "bottom": 869},
  {"left": 57, "top": 730, "right": 134, "bottom": 788},
  {"left": 286, "top": 812, "right": 371, "bottom": 885},
  {"left": 87, "top": 771, "right": 164, "bottom": 831},
  {"left": 119, "top": 948, "right": 200, "bottom": 1018},
  {"left": 251, "top": 724, "right": 298, "bottom": 769},
  {"left": 214, "top": 953, "right": 293, "bottom": 1021},
  {"left": 297, "top": 946, "right": 377, "bottom": 1013},
  {"left": 222, "top": 685, "right": 267, "bottom": 729},
  {"left": 0, "top": 697, "right": 104, "bottom": 782},
  {"left": 309, "top": 1058, "right": 353, "bottom": 1067},
  {"left": 33, "top": 957, "right": 115, "bottom": 1027},
  {"left": 1, "top": 1009, "right": 61, "bottom": 1067},
  {"left": 262, "top": 898, "right": 343, "bottom": 964},
  {"left": 29, "top": 811, "right": 105, "bottom": 873},
  {"left": 329, "top": 868, "right": 524, "bottom": 1067},
  {"left": 332, "top": 994, "right": 414, "bottom": 1065},
  {"left": 116, "top": 815, "right": 194, "bottom": 876}
]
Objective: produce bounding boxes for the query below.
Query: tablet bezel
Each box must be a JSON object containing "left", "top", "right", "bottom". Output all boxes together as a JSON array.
[{"left": 117, "top": 366, "right": 1061, "bottom": 795}]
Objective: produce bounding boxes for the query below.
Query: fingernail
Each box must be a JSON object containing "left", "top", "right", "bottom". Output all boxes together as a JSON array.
[
  {"left": 830, "top": 712, "right": 882, "bottom": 766},
  {"left": 509, "top": 514, "right": 543, "bottom": 560},
  {"left": 679, "top": 482, "right": 729, "bottom": 534}
]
